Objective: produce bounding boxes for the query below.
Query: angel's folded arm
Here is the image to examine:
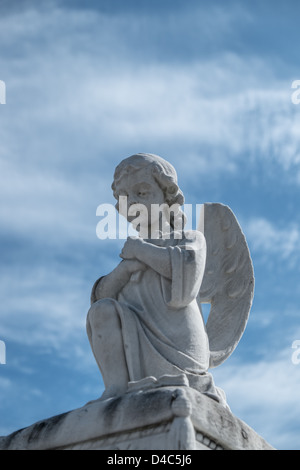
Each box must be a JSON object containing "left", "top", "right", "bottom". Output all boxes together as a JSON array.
[
  {"left": 135, "top": 242, "right": 172, "bottom": 279},
  {"left": 135, "top": 231, "right": 205, "bottom": 280}
]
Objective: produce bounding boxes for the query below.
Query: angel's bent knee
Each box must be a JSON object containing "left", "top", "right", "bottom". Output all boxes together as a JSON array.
[{"left": 87, "top": 298, "right": 120, "bottom": 330}]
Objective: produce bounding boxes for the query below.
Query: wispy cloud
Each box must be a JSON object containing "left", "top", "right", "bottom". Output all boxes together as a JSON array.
[
  {"left": 0, "top": 263, "right": 89, "bottom": 351},
  {"left": 213, "top": 349, "right": 300, "bottom": 450},
  {"left": 1, "top": 1, "right": 300, "bottom": 448},
  {"left": 1, "top": 3, "right": 299, "bottom": 186},
  {"left": 246, "top": 217, "right": 300, "bottom": 267}
]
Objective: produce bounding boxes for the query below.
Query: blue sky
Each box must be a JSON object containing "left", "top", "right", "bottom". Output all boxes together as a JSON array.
[{"left": 0, "top": 0, "right": 300, "bottom": 450}]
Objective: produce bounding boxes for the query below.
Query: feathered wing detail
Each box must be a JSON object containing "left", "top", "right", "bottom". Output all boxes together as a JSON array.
[{"left": 197, "top": 203, "right": 254, "bottom": 368}]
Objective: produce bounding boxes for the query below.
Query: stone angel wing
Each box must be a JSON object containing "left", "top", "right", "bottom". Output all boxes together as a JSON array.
[{"left": 197, "top": 203, "right": 254, "bottom": 368}]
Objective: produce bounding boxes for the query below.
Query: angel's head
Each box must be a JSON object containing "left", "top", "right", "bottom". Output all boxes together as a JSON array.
[{"left": 112, "top": 153, "right": 186, "bottom": 236}]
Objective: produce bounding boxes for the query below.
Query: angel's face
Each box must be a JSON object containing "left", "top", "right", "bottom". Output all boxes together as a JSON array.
[{"left": 115, "top": 169, "right": 168, "bottom": 234}]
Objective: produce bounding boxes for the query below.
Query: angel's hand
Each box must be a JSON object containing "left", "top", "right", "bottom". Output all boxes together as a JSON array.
[{"left": 120, "top": 236, "right": 144, "bottom": 260}]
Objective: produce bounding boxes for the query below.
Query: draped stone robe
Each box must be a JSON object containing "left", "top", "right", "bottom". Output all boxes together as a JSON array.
[{"left": 91, "top": 230, "right": 225, "bottom": 404}]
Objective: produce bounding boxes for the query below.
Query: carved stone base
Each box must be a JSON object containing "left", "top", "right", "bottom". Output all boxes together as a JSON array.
[{"left": 0, "top": 386, "right": 274, "bottom": 450}]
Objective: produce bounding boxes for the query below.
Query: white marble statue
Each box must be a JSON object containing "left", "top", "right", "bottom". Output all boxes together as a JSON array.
[{"left": 86, "top": 154, "right": 254, "bottom": 405}]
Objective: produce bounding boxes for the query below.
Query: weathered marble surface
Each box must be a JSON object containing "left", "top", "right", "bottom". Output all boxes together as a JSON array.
[
  {"left": 0, "top": 386, "right": 274, "bottom": 451},
  {"left": 0, "top": 154, "right": 265, "bottom": 452},
  {"left": 86, "top": 153, "right": 254, "bottom": 404}
]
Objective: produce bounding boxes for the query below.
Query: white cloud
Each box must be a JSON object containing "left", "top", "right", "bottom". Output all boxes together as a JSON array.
[
  {"left": 213, "top": 350, "right": 300, "bottom": 449},
  {"left": 245, "top": 217, "right": 300, "bottom": 266},
  {"left": 1, "top": 3, "right": 300, "bottom": 188},
  {"left": 0, "top": 157, "right": 102, "bottom": 245},
  {"left": 1, "top": 2, "right": 300, "bottom": 448},
  {"left": 0, "top": 259, "right": 92, "bottom": 361},
  {"left": 1, "top": 4, "right": 299, "bottom": 357}
]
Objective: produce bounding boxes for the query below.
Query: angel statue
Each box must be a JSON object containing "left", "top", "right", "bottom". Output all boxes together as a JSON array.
[{"left": 86, "top": 153, "right": 254, "bottom": 406}]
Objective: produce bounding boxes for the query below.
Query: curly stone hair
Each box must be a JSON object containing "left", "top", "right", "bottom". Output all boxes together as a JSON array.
[{"left": 112, "top": 153, "right": 186, "bottom": 230}]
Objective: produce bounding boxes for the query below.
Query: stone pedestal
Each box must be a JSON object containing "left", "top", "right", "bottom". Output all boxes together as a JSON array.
[{"left": 0, "top": 386, "right": 274, "bottom": 451}]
